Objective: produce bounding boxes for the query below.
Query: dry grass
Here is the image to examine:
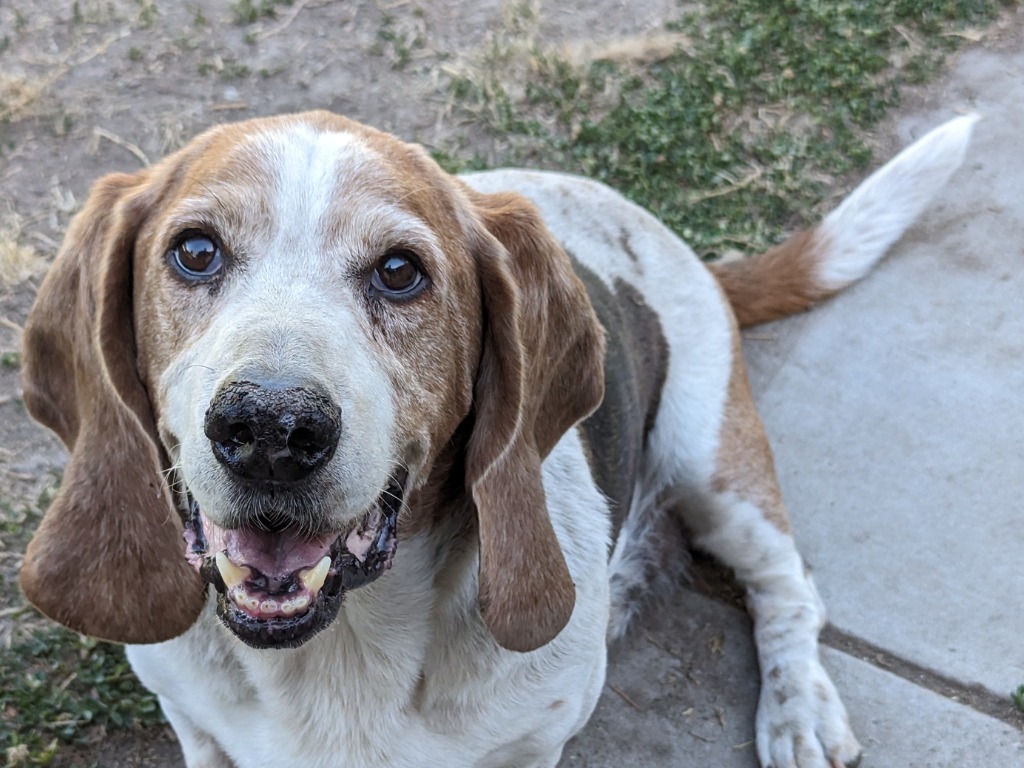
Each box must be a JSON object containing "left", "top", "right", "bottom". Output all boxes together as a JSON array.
[
  {"left": 0, "top": 73, "right": 44, "bottom": 122},
  {"left": 443, "top": 0, "right": 546, "bottom": 108},
  {"left": 0, "top": 215, "right": 48, "bottom": 289},
  {"left": 560, "top": 32, "right": 695, "bottom": 68}
]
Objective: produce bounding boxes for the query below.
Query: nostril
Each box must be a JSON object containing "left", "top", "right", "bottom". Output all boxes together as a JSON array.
[
  {"left": 230, "top": 424, "right": 254, "bottom": 446},
  {"left": 288, "top": 427, "right": 317, "bottom": 454}
]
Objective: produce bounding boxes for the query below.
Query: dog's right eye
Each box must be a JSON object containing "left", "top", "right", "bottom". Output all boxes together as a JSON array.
[{"left": 170, "top": 234, "right": 223, "bottom": 281}]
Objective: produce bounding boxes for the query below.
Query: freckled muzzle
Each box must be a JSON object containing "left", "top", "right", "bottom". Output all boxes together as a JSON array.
[{"left": 182, "top": 471, "right": 406, "bottom": 649}]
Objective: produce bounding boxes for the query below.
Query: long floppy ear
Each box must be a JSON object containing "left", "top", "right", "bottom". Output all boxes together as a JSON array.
[
  {"left": 465, "top": 189, "right": 606, "bottom": 652},
  {"left": 19, "top": 171, "right": 206, "bottom": 643}
]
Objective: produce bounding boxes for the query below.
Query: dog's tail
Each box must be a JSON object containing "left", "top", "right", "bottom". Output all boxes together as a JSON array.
[{"left": 711, "top": 114, "right": 978, "bottom": 327}]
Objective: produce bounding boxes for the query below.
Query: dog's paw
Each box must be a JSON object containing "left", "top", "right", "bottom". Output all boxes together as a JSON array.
[{"left": 755, "top": 657, "right": 862, "bottom": 768}]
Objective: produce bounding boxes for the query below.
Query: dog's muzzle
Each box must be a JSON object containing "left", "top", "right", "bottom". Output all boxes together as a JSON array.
[{"left": 182, "top": 470, "right": 406, "bottom": 649}]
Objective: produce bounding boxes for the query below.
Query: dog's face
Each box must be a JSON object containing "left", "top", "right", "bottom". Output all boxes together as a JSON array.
[
  {"left": 19, "top": 112, "right": 605, "bottom": 651},
  {"left": 133, "top": 116, "right": 486, "bottom": 646}
]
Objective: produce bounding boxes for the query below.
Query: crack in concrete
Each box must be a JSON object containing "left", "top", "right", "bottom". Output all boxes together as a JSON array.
[
  {"left": 820, "top": 624, "right": 1024, "bottom": 730},
  {"left": 685, "top": 555, "right": 1024, "bottom": 729}
]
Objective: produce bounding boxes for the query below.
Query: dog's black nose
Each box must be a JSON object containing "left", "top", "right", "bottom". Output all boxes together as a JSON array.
[{"left": 204, "top": 381, "right": 341, "bottom": 483}]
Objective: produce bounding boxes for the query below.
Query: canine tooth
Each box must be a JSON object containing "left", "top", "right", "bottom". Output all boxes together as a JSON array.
[
  {"left": 216, "top": 551, "right": 251, "bottom": 589},
  {"left": 298, "top": 557, "right": 331, "bottom": 595}
]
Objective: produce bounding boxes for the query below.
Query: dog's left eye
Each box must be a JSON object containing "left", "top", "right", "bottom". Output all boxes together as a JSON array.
[
  {"left": 370, "top": 250, "right": 426, "bottom": 297},
  {"left": 170, "top": 234, "right": 223, "bottom": 280}
]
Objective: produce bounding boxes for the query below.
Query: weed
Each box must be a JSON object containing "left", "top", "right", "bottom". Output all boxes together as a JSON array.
[
  {"left": 135, "top": 0, "right": 158, "bottom": 29},
  {"left": 448, "top": 0, "right": 1009, "bottom": 258},
  {"left": 128, "top": 47, "right": 144, "bottom": 62},
  {"left": 376, "top": 11, "right": 428, "bottom": 71},
  {"left": 194, "top": 6, "right": 207, "bottom": 27},
  {"left": 1013, "top": 684, "right": 1024, "bottom": 712},
  {"left": 222, "top": 60, "right": 252, "bottom": 80},
  {"left": 0, "top": 628, "right": 164, "bottom": 764},
  {"left": 232, "top": 0, "right": 261, "bottom": 24},
  {"left": 231, "top": 0, "right": 293, "bottom": 26},
  {"left": 1, "top": 351, "right": 20, "bottom": 369},
  {"left": 198, "top": 57, "right": 251, "bottom": 79},
  {"left": 174, "top": 34, "right": 201, "bottom": 52}
]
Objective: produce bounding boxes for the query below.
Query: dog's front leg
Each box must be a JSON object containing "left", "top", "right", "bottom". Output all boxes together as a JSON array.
[
  {"left": 668, "top": 335, "right": 862, "bottom": 768},
  {"left": 159, "top": 698, "right": 239, "bottom": 768}
]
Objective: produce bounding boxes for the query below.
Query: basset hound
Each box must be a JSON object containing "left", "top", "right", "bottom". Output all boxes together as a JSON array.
[{"left": 19, "top": 111, "right": 975, "bottom": 768}]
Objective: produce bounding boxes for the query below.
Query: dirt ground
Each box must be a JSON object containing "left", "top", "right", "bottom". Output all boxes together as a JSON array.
[{"left": 2, "top": 1, "right": 1022, "bottom": 766}]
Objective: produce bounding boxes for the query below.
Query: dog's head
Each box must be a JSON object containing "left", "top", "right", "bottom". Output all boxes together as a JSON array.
[{"left": 19, "top": 112, "right": 604, "bottom": 652}]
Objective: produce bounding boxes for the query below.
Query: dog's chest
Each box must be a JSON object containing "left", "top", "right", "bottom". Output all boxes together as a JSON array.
[{"left": 127, "top": 526, "right": 603, "bottom": 768}]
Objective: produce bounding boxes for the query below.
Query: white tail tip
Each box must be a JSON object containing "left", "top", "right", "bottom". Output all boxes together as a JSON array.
[{"left": 817, "top": 113, "right": 980, "bottom": 289}]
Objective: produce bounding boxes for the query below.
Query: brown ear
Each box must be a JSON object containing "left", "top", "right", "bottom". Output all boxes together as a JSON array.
[
  {"left": 465, "top": 189, "right": 605, "bottom": 652},
  {"left": 19, "top": 171, "right": 205, "bottom": 643}
]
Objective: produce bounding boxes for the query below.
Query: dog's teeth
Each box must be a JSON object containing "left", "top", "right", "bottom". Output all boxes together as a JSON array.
[
  {"left": 215, "top": 551, "right": 251, "bottom": 589},
  {"left": 281, "top": 595, "right": 311, "bottom": 616},
  {"left": 298, "top": 556, "right": 331, "bottom": 596}
]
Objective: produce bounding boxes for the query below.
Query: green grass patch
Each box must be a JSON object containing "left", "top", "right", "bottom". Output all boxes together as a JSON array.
[
  {"left": 231, "top": 0, "right": 294, "bottom": 26},
  {"left": 374, "top": 10, "right": 429, "bottom": 71},
  {"left": 1013, "top": 683, "right": 1024, "bottom": 712},
  {"left": 1, "top": 628, "right": 164, "bottom": 766},
  {"left": 447, "top": 0, "right": 1008, "bottom": 258}
]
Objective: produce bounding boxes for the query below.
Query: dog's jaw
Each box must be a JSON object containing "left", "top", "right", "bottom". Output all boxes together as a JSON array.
[{"left": 182, "top": 471, "right": 405, "bottom": 649}]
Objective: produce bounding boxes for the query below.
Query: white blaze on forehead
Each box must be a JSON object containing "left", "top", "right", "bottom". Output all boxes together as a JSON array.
[
  {"left": 235, "top": 123, "right": 441, "bottom": 280},
  {"left": 250, "top": 124, "right": 364, "bottom": 238}
]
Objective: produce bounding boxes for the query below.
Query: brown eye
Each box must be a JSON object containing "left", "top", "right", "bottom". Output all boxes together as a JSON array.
[
  {"left": 171, "top": 234, "right": 223, "bottom": 280},
  {"left": 371, "top": 251, "right": 425, "bottom": 297}
]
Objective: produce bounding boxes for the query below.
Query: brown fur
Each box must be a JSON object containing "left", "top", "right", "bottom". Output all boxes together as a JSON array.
[
  {"left": 710, "top": 228, "right": 832, "bottom": 327},
  {"left": 20, "top": 171, "right": 206, "bottom": 643},
  {"left": 464, "top": 188, "right": 606, "bottom": 652},
  {"left": 710, "top": 321, "right": 790, "bottom": 533}
]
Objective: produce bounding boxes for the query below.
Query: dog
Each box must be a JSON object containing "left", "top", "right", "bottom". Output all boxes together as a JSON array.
[{"left": 18, "top": 110, "right": 974, "bottom": 767}]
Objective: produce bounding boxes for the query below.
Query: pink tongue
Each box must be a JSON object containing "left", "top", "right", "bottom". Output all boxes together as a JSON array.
[{"left": 202, "top": 519, "right": 334, "bottom": 579}]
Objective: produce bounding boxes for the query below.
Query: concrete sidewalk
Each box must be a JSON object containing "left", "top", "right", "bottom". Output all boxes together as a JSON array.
[{"left": 562, "top": 29, "right": 1024, "bottom": 768}]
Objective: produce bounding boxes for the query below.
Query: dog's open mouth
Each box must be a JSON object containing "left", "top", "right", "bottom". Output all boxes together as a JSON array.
[{"left": 182, "top": 472, "right": 406, "bottom": 649}]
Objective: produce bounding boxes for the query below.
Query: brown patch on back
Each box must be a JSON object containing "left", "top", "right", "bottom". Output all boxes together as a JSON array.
[
  {"left": 710, "top": 228, "right": 833, "bottom": 327},
  {"left": 710, "top": 320, "right": 790, "bottom": 533},
  {"left": 572, "top": 260, "right": 669, "bottom": 543}
]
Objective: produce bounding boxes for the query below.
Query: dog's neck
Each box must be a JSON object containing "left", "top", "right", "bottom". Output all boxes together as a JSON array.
[{"left": 220, "top": 507, "right": 491, "bottom": 725}]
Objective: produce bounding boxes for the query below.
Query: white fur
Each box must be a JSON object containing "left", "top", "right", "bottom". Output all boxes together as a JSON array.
[
  {"left": 131, "top": 116, "right": 971, "bottom": 768},
  {"left": 818, "top": 114, "right": 978, "bottom": 289},
  {"left": 129, "top": 431, "right": 609, "bottom": 768}
]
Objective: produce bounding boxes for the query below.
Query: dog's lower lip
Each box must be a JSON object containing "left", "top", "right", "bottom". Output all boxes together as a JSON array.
[{"left": 182, "top": 471, "right": 405, "bottom": 648}]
